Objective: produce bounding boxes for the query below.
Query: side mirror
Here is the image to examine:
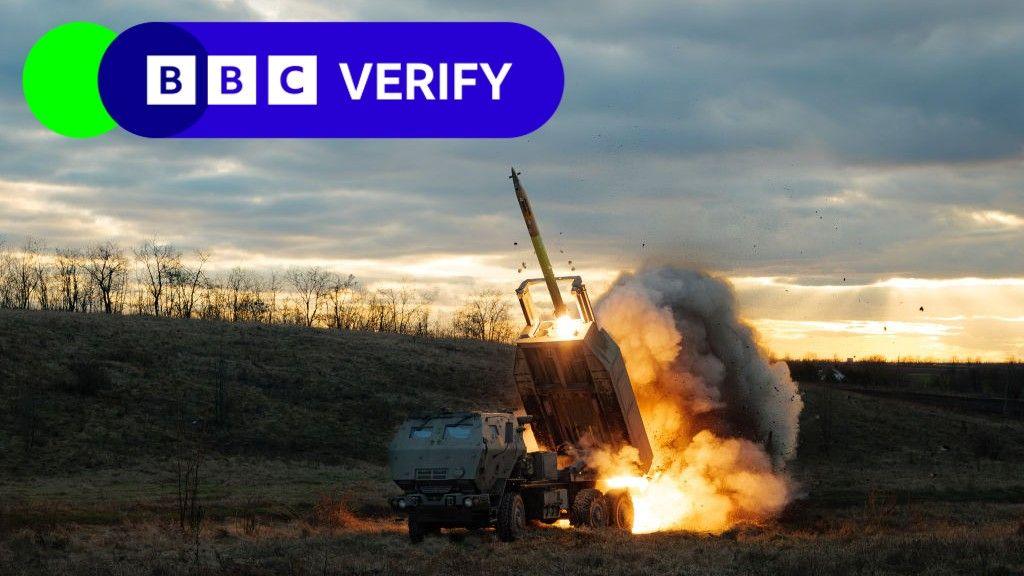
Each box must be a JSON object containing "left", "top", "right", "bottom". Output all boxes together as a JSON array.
[{"left": 516, "top": 415, "right": 535, "bottom": 426}]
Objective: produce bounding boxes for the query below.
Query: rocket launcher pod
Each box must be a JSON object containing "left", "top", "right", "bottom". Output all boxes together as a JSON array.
[{"left": 510, "top": 170, "right": 653, "bottom": 473}]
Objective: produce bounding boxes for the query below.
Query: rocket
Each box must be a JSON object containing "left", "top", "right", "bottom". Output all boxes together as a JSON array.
[{"left": 510, "top": 167, "right": 567, "bottom": 316}]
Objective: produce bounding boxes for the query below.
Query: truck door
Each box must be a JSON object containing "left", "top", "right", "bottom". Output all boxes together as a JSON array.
[
  {"left": 485, "top": 420, "right": 503, "bottom": 449},
  {"left": 485, "top": 416, "right": 517, "bottom": 480}
]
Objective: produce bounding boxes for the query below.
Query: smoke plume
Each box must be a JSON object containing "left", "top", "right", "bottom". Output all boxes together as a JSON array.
[{"left": 593, "top": 266, "right": 803, "bottom": 533}]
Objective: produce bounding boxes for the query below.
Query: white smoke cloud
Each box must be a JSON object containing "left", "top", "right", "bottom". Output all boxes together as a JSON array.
[
  {"left": 597, "top": 266, "right": 802, "bottom": 463},
  {"left": 592, "top": 266, "right": 803, "bottom": 533}
]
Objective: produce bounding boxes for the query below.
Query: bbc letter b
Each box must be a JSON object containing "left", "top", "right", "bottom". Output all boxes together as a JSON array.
[
  {"left": 146, "top": 56, "right": 196, "bottom": 105},
  {"left": 207, "top": 56, "right": 256, "bottom": 105}
]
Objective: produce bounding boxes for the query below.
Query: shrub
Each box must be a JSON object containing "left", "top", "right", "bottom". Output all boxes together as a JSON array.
[{"left": 309, "top": 493, "right": 367, "bottom": 530}]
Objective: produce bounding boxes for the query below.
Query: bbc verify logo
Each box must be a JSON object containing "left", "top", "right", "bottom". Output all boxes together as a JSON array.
[
  {"left": 147, "top": 56, "right": 513, "bottom": 106},
  {"left": 147, "top": 56, "right": 317, "bottom": 106},
  {"left": 24, "top": 21, "right": 562, "bottom": 138}
]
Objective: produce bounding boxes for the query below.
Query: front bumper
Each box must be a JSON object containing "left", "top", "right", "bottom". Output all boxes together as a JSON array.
[{"left": 389, "top": 493, "right": 492, "bottom": 526}]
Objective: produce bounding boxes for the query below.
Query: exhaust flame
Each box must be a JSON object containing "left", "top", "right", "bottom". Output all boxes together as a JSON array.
[
  {"left": 593, "top": 267, "right": 803, "bottom": 534},
  {"left": 552, "top": 314, "right": 583, "bottom": 339}
]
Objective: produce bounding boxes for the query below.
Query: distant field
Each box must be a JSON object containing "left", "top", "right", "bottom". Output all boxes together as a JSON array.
[{"left": 2, "top": 310, "right": 1023, "bottom": 575}]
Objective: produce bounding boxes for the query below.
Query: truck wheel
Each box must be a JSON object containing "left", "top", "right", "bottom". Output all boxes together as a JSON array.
[
  {"left": 570, "top": 488, "right": 606, "bottom": 527},
  {"left": 588, "top": 493, "right": 610, "bottom": 528},
  {"left": 408, "top": 517, "right": 425, "bottom": 543},
  {"left": 497, "top": 492, "right": 526, "bottom": 542},
  {"left": 607, "top": 490, "right": 634, "bottom": 532},
  {"left": 408, "top": 518, "right": 439, "bottom": 543}
]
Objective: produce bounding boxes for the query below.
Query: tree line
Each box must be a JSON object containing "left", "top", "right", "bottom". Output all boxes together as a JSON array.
[{"left": 0, "top": 238, "right": 517, "bottom": 342}]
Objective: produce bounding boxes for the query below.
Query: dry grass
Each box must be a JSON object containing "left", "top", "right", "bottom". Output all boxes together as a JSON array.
[
  {"left": 1, "top": 310, "right": 1024, "bottom": 574},
  {"left": 2, "top": 507, "right": 1022, "bottom": 576}
]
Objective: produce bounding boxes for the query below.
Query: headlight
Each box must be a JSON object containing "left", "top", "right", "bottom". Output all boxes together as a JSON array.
[
  {"left": 463, "top": 497, "right": 473, "bottom": 508},
  {"left": 397, "top": 499, "right": 407, "bottom": 509}
]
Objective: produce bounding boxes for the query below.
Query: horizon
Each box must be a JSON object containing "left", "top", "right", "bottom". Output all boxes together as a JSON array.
[{"left": 2, "top": 234, "right": 1021, "bottom": 362}]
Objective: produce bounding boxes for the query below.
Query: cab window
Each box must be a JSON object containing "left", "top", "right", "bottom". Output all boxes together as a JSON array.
[
  {"left": 409, "top": 427, "right": 433, "bottom": 439},
  {"left": 444, "top": 424, "right": 473, "bottom": 440}
]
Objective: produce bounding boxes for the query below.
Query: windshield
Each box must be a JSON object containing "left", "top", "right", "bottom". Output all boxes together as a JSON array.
[
  {"left": 443, "top": 424, "right": 473, "bottom": 440},
  {"left": 409, "top": 427, "right": 433, "bottom": 439}
]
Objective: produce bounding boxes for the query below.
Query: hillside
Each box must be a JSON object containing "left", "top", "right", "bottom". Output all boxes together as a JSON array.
[
  {"left": 2, "top": 310, "right": 1023, "bottom": 575},
  {"left": 0, "top": 309, "right": 517, "bottom": 475}
]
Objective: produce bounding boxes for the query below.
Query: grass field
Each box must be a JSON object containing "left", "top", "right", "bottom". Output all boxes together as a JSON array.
[{"left": 2, "top": 310, "right": 1023, "bottom": 575}]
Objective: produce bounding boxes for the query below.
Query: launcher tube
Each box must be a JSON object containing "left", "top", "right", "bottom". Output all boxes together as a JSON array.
[{"left": 510, "top": 167, "right": 566, "bottom": 316}]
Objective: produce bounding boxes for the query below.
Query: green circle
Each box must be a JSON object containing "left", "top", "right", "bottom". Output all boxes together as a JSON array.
[{"left": 23, "top": 22, "right": 117, "bottom": 138}]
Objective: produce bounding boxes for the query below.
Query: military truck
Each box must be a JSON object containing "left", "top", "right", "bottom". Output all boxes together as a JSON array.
[{"left": 387, "top": 169, "right": 652, "bottom": 541}]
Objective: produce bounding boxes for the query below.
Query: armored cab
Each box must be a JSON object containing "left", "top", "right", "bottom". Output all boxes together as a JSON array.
[
  {"left": 389, "top": 412, "right": 524, "bottom": 499},
  {"left": 388, "top": 411, "right": 564, "bottom": 541}
]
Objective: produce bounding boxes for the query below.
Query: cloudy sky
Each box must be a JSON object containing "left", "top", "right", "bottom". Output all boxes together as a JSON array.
[{"left": 2, "top": 0, "right": 1023, "bottom": 360}]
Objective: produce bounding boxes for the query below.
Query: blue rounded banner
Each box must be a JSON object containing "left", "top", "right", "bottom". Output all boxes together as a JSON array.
[{"left": 97, "top": 22, "right": 564, "bottom": 138}]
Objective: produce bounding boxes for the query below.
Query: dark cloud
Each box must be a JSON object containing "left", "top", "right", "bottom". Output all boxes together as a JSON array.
[{"left": 1, "top": 0, "right": 1022, "bottom": 282}]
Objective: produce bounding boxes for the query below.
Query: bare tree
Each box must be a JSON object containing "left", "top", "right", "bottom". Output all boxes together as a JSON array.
[
  {"left": 377, "top": 282, "right": 417, "bottom": 334},
  {"left": 414, "top": 289, "right": 437, "bottom": 336},
  {"left": 226, "top": 267, "right": 248, "bottom": 322},
  {"left": 169, "top": 250, "right": 208, "bottom": 319},
  {"left": 342, "top": 287, "right": 376, "bottom": 331},
  {"left": 85, "top": 242, "right": 128, "bottom": 314},
  {"left": 29, "top": 239, "right": 54, "bottom": 310},
  {"left": 225, "top": 267, "right": 266, "bottom": 322},
  {"left": 452, "top": 289, "right": 516, "bottom": 342},
  {"left": 199, "top": 277, "right": 228, "bottom": 321},
  {"left": 135, "top": 241, "right": 181, "bottom": 316},
  {"left": 264, "top": 271, "right": 281, "bottom": 324},
  {"left": 363, "top": 290, "right": 387, "bottom": 332},
  {"left": 0, "top": 235, "right": 478, "bottom": 340},
  {"left": 0, "top": 239, "right": 14, "bottom": 308},
  {"left": 287, "top": 266, "right": 330, "bottom": 327},
  {"left": 10, "top": 238, "right": 41, "bottom": 309},
  {"left": 54, "top": 248, "right": 86, "bottom": 311},
  {"left": 326, "top": 273, "right": 358, "bottom": 329}
]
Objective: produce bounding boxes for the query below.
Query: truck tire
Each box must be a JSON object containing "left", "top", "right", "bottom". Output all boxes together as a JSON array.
[
  {"left": 408, "top": 518, "right": 440, "bottom": 543},
  {"left": 607, "top": 490, "right": 634, "bottom": 532},
  {"left": 497, "top": 492, "right": 526, "bottom": 542},
  {"left": 570, "top": 488, "right": 608, "bottom": 528},
  {"left": 408, "top": 517, "right": 425, "bottom": 543},
  {"left": 588, "top": 493, "right": 610, "bottom": 528}
]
